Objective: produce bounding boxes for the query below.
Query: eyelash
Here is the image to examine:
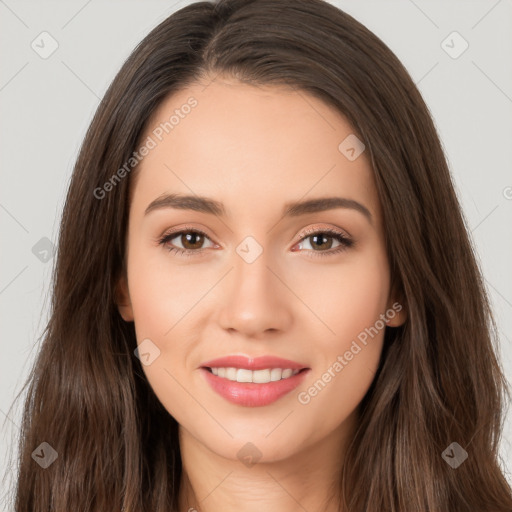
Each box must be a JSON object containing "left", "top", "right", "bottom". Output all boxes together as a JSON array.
[{"left": 157, "top": 226, "right": 354, "bottom": 259}]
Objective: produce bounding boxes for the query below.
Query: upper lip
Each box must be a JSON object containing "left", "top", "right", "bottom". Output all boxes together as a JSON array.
[{"left": 200, "top": 355, "right": 309, "bottom": 371}]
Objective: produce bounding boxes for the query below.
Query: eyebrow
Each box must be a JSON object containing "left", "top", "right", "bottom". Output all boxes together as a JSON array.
[{"left": 144, "top": 193, "right": 373, "bottom": 224}]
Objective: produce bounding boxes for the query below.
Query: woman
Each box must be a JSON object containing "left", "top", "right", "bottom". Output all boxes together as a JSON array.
[{"left": 9, "top": 0, "right": 512, "bottom": 510}]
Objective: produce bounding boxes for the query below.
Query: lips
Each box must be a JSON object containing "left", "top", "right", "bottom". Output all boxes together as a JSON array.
[
  {"left": 199, "top": 354, "right": 311, "bottom": 407},
  {"left": 200, "top": 355, "right": 308, "bottom": 371}
]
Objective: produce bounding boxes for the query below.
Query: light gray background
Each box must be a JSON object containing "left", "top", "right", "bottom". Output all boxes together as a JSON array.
[{"left": 1, "top": 0, "right": 511, "bottom": 508}]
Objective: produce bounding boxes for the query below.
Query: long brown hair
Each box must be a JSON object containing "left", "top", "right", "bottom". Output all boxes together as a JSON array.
[{"left": 6, "top": 0, "right": 512, "bottom": 510}]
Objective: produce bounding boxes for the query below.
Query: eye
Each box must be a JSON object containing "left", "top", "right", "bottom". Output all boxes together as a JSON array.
[
  {"left": 157, "top": 227, "right": 216, "bottom": 257},
  {"left": 292, "top": 227, "right": 354, "bottom": 258},
  {"left": 157, "top": 226, "right": 354, "bottom": 258}
]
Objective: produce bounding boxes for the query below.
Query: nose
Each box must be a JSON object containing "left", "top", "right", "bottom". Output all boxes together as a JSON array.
[{"left": 216, "top": 249, "right": 293, "bottom": 338}]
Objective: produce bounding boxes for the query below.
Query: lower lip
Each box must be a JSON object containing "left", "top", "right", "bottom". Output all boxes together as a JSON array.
[{"left": 200, "top": 367, "right": 310, "bottom": 407}]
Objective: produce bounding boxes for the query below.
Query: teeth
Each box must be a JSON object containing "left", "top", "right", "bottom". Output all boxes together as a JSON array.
[{"left": 210, "top": 367, "right": 300, "bottom": 383}]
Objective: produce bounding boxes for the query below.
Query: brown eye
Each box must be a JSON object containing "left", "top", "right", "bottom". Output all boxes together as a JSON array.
[
  {"left": 178, "top": 231, "right": 206, "bottom": 250},
  {"left": 307, "top": 233, "right": 335, "bottom": 250},
  {"left": 293, "top": 228, "right": 354, "bottom": 257},
  {"left": 158, "top": 229, "right": 214, "bottom": 256}
]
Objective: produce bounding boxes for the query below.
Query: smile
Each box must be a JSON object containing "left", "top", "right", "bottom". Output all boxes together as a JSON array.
[
  {"left": 207, "top": 367, "right": 302, "bottom": 383},
  {"left": 200, "top": 367, "right": 310, "bottom": 407}
]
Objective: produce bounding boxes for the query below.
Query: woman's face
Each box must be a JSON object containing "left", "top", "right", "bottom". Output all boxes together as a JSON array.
[{"left": 117, "top": 76, "right": 406, "bottom": 462}]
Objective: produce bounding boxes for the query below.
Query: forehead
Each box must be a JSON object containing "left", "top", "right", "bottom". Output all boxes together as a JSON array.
[{"left": 130, "top": 78, "right": 379, "bottom": 223}]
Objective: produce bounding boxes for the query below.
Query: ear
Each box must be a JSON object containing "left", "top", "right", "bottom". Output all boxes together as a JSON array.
[
  {"left": 385, "top": 284, "right": 407, "bottom": 328},
  {"left": 115, "top": 272, "right": 134, "bottom": 322}
]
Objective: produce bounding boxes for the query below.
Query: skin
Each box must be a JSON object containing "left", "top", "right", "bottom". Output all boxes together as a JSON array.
[{"left": 116, "top": 75, "right": 407, "bottom": 512}]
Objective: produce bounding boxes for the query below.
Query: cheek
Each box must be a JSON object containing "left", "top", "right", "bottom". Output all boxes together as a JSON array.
[
  {"left": 293, "top": 249, "right": 389, "bottom": 417},
  {"left": 127, "top": 244, "right": 196, "bottom": 337},
  {"left": 289, "top": 247, "right": 390, "bottom": 345},
  {"left": 331, "top": 258, "right": 390, "bottom": 341},
  {"left": 126, "top": 246, "right": 199, "bottom": 420}
]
